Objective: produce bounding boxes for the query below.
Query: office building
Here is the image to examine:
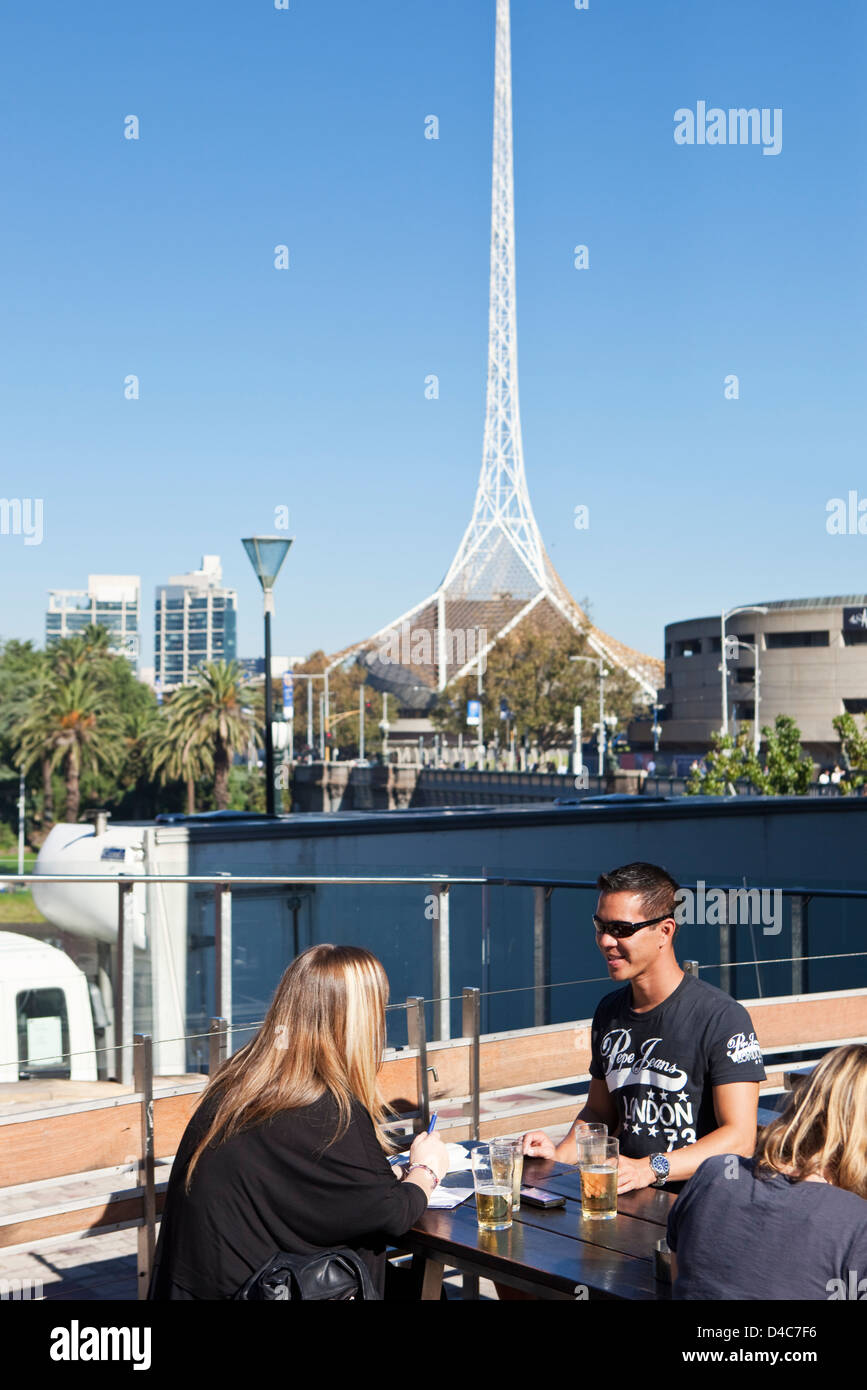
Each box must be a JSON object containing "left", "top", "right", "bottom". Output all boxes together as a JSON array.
[
  {"left": 154, "top": 555, "right": 237, "bottom": 691},
  {"left": 46, "top": 575, "right": 140, "bottom": 667},
  {"left": 642, "top": 596, "right": 867, "bottom": 761}
]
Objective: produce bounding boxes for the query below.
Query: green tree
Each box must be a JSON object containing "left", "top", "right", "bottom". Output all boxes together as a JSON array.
[
  {"left": 0, "top": 640, "right": 52, "bottom": 827},
  {"left": 148, "top": 661, "right": 260, "bottom": 810},
  {"left": 685, "top": 730, "right": 751, "bottom": 796},
  {"left": 830, "top": 712, "right": 867, "bottom": 793},
  {"left": 293, "top": 652, "right": 385, "bottom": 758},
  {"left": 13, "top": 667, "right": 124, "bottom": 822},
  {"left": 429, "top": 624, "right": 642, "bottom": 756},
  {"left": 687, "top": 715, "right": 814, "bottom": 796},
  {"left": 741, "top": 715, "right": 813, "bottom": 795}
]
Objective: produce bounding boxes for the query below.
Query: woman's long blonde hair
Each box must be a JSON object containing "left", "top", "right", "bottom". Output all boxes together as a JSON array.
[
  {"left": 754, "top": 1043, "right": 867, "bottom": 1198},
  {"left": 184, "top": 944, "right": 391, "bottom": 1190}
]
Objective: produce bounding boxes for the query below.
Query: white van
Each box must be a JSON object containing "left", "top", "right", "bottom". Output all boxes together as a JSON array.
[{"left": 0, "top": 933, "right": 97, "bottom": 1084}]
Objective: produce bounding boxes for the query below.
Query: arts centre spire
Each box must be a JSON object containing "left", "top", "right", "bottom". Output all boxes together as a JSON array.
[{"left": 342, "top": 0, "right": 662, "bottom": 709}]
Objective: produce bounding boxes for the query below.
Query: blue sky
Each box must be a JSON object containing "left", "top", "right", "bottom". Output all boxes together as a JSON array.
[{"left": 1, "top": 0, "right": 864, "bottom": 668}]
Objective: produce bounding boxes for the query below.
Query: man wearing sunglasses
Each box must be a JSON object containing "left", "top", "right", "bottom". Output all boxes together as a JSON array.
[{"left": 523, "top": 861, "right": 765, "bottom": 1194}]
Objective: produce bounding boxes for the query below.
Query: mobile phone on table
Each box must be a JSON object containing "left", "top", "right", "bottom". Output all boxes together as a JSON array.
[{"left": 520, "top": 1187, "right": 566, "bottom": 1209}]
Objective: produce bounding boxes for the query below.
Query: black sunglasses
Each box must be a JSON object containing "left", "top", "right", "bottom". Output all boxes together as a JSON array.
[{"left": 592, "top": 912, "right": 672, "bottom": 940}]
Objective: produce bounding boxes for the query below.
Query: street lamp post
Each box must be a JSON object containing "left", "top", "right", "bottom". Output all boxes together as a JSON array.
[
  {"left": 242, "top": 536, "right": 293, "bottom": 815},
  {"left": 726, "top": 637, "right": 762, "bottom": 757},
  {"left": 477, "top": 652, "right": 484, "bottom": 769},
  {"left": 652, "top": 701, "right": 662, "bottom": 755},
  {"left": 570, "top": 654, "right": 608, "bottom": 775},
  {"left": 380, "top": 692, "right": 390, "bottom": 763},
  {"left": 720, "top": 605, "right": 767, "bottom": 736}
]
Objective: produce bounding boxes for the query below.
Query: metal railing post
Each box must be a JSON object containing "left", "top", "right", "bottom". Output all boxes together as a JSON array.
[
  {"left": 719, "top": 908, "right": 732, "bottom": 996},
  {"left": 432, "top": 884, "right": 451, "bottom": 1042},
  {"left": 406, "top": 996, "right": 430, "bottom": 1131},
  {"left": 115, "top": 878, "right": 135, "bottom": 1086},
  {"left": 462, "top": 986, "right": 481, "bottom": 1141},
  {"left": 533, "top": 886, "right": 552, "bottom": 1027},
  {"left": 481, "top": 873, "right": 490, "bottom": 1034},
  {"left": 683, "top": 960, "right": 699, "bottom": 977},
  {"left": 791, "top": 895, "right": 809, "bottom": 995},
  {"left": 215, "top": 874, "right": 233, "bottom": 1055},
  {"left": 209, "top": 1016, "right": 229, "bottom": 1075},
  {"left": 134, "top": 1033, "right": 155, "bottom": 1300}
]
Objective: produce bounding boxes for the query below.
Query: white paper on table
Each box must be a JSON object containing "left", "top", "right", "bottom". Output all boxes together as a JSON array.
[
  {"left": 444, "top": 1143, "right": 473, "bottom": 1172},
  {"left": 427, "top": 1184, "right": 474, "bottom": 1210},
  {"left": 389, "top": 1141, "right": 474, "bottom": 1176}
]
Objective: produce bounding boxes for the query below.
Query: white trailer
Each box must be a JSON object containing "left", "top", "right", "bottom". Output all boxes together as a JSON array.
[{"left": 0, "top": 932, "right": 97, "bottom": 1084}]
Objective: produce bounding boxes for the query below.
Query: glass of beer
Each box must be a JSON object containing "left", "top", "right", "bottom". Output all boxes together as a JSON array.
[
  {"left": 491, "top": 1137, "right": 524, "bottom": 1211},
  {"left": 577, "top": 1136, "right": 618, "bottom": 1221},
  {"left": 575, "top": 1121, "right": 607, "bottom": 1145},
  {"left": 471, "top": 1143, "right": 515, "bottom": 1231}
]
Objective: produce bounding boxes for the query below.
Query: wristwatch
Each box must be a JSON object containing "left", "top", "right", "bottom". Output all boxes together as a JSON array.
[{"left": 649, "top": 1153, "right": 670, "bottom": 1187}]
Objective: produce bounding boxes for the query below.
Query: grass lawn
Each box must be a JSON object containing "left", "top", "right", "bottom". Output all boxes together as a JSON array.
[
  {"left": 0, "top": 854, "right": 38, "bottom": 873},
  {"left": 0, "top": 859, "right": 45, "bottom": 923},
  {"left": 0, "top": 890, "right": 46, "bottom": 923}
]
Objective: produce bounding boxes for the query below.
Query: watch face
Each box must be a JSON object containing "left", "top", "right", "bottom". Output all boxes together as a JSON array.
[{"left": 651, "top": 1154, "right": 670, "bottom": 1177}]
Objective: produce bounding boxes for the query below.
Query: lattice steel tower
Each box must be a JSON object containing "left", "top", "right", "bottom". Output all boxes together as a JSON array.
[{"left": 347, "top": 0, "right": 661, "bottom": 703}]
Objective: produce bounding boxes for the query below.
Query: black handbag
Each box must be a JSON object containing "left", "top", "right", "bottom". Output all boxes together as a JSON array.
[{"left": 233, "top": 1248, "right": 380, "bottom": 1301}]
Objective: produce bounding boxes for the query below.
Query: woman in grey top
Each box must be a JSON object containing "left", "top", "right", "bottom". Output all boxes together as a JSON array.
[{"left": 667, "top": 1044, "right": 867, "bottom": 1300}]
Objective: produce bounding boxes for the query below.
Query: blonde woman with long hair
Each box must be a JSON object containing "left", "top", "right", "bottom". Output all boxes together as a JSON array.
[
  {"left": 149, "top": 945, "right": 448, "bottom": 1299},
  {"left": 666, "top": 1044, "right": 867, "bottom": 1299}
]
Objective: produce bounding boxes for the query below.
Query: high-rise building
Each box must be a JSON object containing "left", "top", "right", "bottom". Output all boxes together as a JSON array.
[
  {"left": 46, "top": 574, "right": 141, "bottom": 667},
  {"left": 154, "top": 555, "right": 237, "bottom": 691}
]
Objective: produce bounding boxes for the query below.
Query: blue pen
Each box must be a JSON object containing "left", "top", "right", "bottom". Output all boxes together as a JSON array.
[{"left": 427, "top": 1112, "right": 438, "bottom": 1134}]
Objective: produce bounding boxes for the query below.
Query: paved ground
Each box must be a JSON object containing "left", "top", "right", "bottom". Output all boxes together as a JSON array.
[{"left": 0, "top": 1227, "right": 499, "bottom": 1302}]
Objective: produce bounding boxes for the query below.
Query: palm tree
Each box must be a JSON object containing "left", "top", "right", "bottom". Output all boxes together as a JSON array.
[
  {"left": 0, "top": 641, "right": 54, "bottom": 825},
  {"left": 14, "top": 669, "right": 124, "bottom": 822},
  {"left": 144, "top": 713, "right": 214, "bottom": 814},
  {"left": 149, "top": 662, "right": 260, "bottom": 811}
]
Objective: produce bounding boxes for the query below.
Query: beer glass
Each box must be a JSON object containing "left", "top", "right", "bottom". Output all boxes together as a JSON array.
[
  {"left": 492, "top": 1137, "right": 524, "bottom": 1211},
  {"left": 575, "top": 1121, "right": 607, "bottom": 1143},
  {"left": 471, "top": 1143, "right": 515, "bottom": 1231},
  {"left": 577, "top": 1136, "right": 618, "bottom": 1221}
]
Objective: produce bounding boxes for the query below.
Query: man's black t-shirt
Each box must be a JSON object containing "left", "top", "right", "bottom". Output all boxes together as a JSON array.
[{"left": 588, "top": 972, "right": 766, "bottom": 1161}]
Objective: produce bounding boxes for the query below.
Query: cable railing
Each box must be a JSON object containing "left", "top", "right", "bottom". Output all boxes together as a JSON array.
[
  {"left": 3, "top": 961, "right": 864, "bottom": 1102},
  {"left": 2, "top": 870, "right": 865, "bottom": 1087}
]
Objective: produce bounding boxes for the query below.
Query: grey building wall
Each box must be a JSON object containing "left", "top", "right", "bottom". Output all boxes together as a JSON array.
[{"left": 654, "top": 597, "right": 867, "bottom": 757}]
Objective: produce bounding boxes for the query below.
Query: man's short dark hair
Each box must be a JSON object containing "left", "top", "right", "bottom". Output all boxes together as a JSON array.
[{"left": 596, "top": 862, "right": 680, "bottom": 928}]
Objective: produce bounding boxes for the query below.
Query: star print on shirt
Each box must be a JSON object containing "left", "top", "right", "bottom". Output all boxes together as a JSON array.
[
  {"left": 677, "top": 1091, "right": 690, "bottom": 1103},
  {"left": 646, "top": 1090, "right": 656, "bottom": 1101},
  {"left": 632, "top": 1123, "right": 643, "bottom": 1135},
  {"left": 647, "top": 1126, "right": 659, "bottom": 1137}
]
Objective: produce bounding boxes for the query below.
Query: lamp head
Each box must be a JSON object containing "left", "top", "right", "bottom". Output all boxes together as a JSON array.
[{"left": 242, "top": 536, "right": 293, "bottom": 592}]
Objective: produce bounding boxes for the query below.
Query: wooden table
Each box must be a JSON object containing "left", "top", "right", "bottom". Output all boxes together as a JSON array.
[{"left": 405, "top": 1157, "right": 675, "bottom": 1300}]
